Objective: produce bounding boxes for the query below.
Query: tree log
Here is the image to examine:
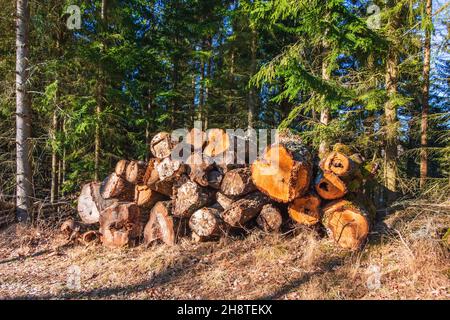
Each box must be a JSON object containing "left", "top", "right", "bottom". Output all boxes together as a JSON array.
[
  {"left": 125, "top": 160, "right": 147, "bottom": 184},
  {"left": 155, "top": 157, "right": 185, "bottom": 181},
  {"left": 321, "top": 151, "right": 355, "bottom": 177},
  {"left": 222, "top": 192, "right": 269, "bottom": 227},
  {"left": 321, "top": 199, "right": 371, "bottom": 250},
  {"left": 115, "top": 159, "right": 129, "bottom": 178},
  {"left": 288, "top": 193, "right": 321, "bottom": 226},
  {"left": 150, "top": 132, "right": 175, "bottom": 159},
  {"left": 207, "top": 169, "right": 223, "bottom": 189},
  {"left": 77, "top": 182, "right": 117, "bottom": 224},
  {"left": 99, "top": 202, "right": 142, "bottom": 248},
  {"left": 221, "top": 167, "right": 256, "bottom": 197},
  {"left": 173, "top": 180, "right": 214, "bottom": 218},
  {"left": 251, "top": 133, "right": 312, "bottom": 203},
  {"left": 189, "top": 207, "right": 227, "bottom": 238},
  {"left": 314, "top": 172, "right": 347, "bottom": 200},
  {"left": 256, "top": 204, "right": 282, "bottom": 232},
  {"left": 100, "top": 173, "right": 134, "bottom": 201},
  {"left": 143, "top": 201, "right": 179, "bottom": 246},
  {"left": 216, "top": 192, "right": 235, "bottom": 211},
  {"left": 143, "top": 159, "right": 174, "bottom": 197},
  {"left": 134, "top": 184, "right": 165, "bottom": 209}
]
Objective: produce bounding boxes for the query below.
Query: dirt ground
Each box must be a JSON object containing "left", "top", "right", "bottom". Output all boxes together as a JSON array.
[{"left": 0, "top": 201, "right": 449, "bottom": 300}]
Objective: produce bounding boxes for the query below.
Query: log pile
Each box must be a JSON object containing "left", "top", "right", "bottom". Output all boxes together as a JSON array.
[{"left": 76, "top": 130, "right": 377, "bottom": 250}]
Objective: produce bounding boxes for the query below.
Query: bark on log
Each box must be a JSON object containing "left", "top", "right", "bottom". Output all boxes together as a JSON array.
[
  {"left": 150, "top": 132, "right": 176, "bottom": 159},
  {"left": 216, "top": 192, "right": 235, "bottom": 211},
  {"left": 143, "top": 201, "right": 185, "bottom": 246},
  {"left": 134, "top": 184, "right": 165, "bottom": 209},
  {"left": 99, "top": 202, "right": 142, "bottom": 248},
  {"left": 100, "top": 173, "right": 134, "bottom": 201},
  {"left": 125, "top": 160, "right": 147, "bottom": 184},
  {"left": 314, "top": 172, "right": 347, "bottom": 200},
  {"left": 77, "top": 182, "right": 118, "bottom": 224},
  {"left": 321, "top": 199, "right": 371, "bottom": 250},
  {"left": 251, "top": 133, "right": 312, "bottom": 203},
  {"left": 189, "top": 207, "right": 227, "bottom": 238},
  {"left": 222, "top": 192, "right": 269, "bottom": 227},
  {"left": 256, "top": 204, "right": 282, "bottom": 232},
  {"left": 173, "top": 180, "right": 214, "bottom": 218},
  {"left": 288, "top": 193, "right": 321, "bottom": 226},
  {"left": 115, "top": 159, "right": 129, "bottom": 178},
  {"left": 221, "top": 167, "right": 256, "bottom": 197}
]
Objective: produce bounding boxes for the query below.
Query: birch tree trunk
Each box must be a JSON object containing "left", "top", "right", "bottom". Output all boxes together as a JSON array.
[
  {"left": 16, "top": 0, "right": 32, "bottom": 222},
  {"left": 420, "top": 0, "right": 432, "bottom": 189},
  {"left": 319, "top": 42, "right": 331, "bottom": 158}
]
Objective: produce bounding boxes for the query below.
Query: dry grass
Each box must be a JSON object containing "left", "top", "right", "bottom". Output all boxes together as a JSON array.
[{"left": 0, "top": 201, "right": 449, "bottom": 300}]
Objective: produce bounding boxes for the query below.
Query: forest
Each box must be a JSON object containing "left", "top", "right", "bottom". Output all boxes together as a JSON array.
[{"left": 0, "top": 0, "right": 449, "bottom": 300}]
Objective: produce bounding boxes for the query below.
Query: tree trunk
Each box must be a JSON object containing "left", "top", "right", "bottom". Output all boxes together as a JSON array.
[
  {"left": 248, "top": 27, "right": 257, "bottom": 128},
  {"left": 99, "top": 202, "right": 142, "bottom": 248},
  {"left": 220, "top": 167, "right": 256, "bottom": 197},
  {"left": 319, "top": 42, "right": 331, "bottom": 158},
  {"left": 77, "top": 182, "right": 117, "bottom": 224},
  {"left": 222, "top": 192, "right": 269, "bottom": 227},
  {"left": 251, "top": 132, "right": 312, "bottom": 203},
  {"left": 100, "top": 173, "right": 134, "bottom": 201},
  {"left": 288, "top": 193, "right": 321, "bottom": 226},
  {"left": 320, "top": 151, "right": 356, "bottom": 177},
  {"left": 189, "top": 207, "right": 227, "bottom": 238},
  {"left": 15, "top": 0, "right": 32, "bottom": 222},
  {"left": 314, "top": 171, "right": 347, "bottom": 200},
  {"left": 50, "top": 109, "right": 59, "bottom": 203},
  {"left": 256, "top": 204, "right": 282, "bottom": 232},
  {"left": 420, "top": 0, "right": 432, "bottom": 189},
  {"left": 173, "top": 180, "right": 214, "bottom": 218},
  {"left": 322, "top": 199, "right": 372, "bottom": 250}
]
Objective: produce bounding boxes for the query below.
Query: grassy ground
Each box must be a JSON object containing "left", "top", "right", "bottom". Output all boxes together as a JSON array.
[{"left": 0, "top": 201, "right": 449, "bottom": 300}]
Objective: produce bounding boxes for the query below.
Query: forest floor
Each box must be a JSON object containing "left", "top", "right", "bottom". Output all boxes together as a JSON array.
[{"left": 0, "top": 200, "right": 449, "bottom": 300}]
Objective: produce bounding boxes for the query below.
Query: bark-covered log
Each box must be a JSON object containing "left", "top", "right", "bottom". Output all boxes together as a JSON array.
[
  {"left": 288, "top": 193, "right": 321, "bottom": 226},
  {"left": 77, "top": 182, "right": 118, "bottom": 224},
  {"left": 185, "top": 127, "right": 206, "bottom": 150},
  {"left": 173, "top": 180, "right": 214, "bottom": 218},
  {"left": 134, "top": 184, "right": 165, "bottom": 209},
  {"left": 221, "top": 167, "right": 256, "bottom": 197},
  {"left": 314, "top": 172, "right": 347, "bottom": 200},
  {"left": 150, "top": 132, "right": 176, "bottom": 159},
  {"left": 189, "top": 207, "right": 227, "bottom": 238},
  {"left": 251, "top": 133, "right": 312, "bottom": 203},
  {"left": 99, "top": 202, "right": 142, "bottom": 248},
  {"left": 143, "top": 201, "right": 186, "bottom": 246},
  {"left": 100, "top": 173, "right": 134, "bottom": 201},
  {"left": 256, "top": 204, "right": 282, "bottom": 232},
  {"left": 216, "top": 192, "right": 235, "bottom": 211},
  {"left": 143, "top": 159, "right": 174, "bottom": 197},
  {"left": 114, "top": 159, "right": 129, "bottom": 178},
  {"left": 321, "top": 199, "right": 372, "bottom": 250},
  {"left": 125, "top": 160, "right": 147, "bottom": 184},
  {"left": 222, "top": 192, "right": 269, "bottom": 227}
]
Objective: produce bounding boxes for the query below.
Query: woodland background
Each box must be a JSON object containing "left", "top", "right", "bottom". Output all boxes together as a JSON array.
[{"left": 1, "top": 0, "right": 449, "bottom": 219}]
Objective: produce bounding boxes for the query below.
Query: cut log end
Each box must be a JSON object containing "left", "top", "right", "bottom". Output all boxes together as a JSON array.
[
  {"left": 143, "top": 201, "right": 177, "bottom": 246},
  {"left": 251, "top": 143, "right": 312, "bottom": 203},
  {"left": 322, "top": 151, "right": 354, "bottom": 177},
  {"left": 189, "top": 207, "right": 226, "bottom": 237},
  {"left": 150, "top": 132, "right": 175, "bottom": 159},
  {"left": 256, "top": 204, "right": 282, "bottom": 232},
  {"left": 204, "top": 129, "right": 231, "bottom": 158},
  {"left": 173, "top": 180, "right": 213, "bottom": 218},
  {"left": 288, "top": 193, "right": 321, "bottom": 226},
  {"left": 222, "top": 192, "right": 269, "bottom": 227},
  {"left": 221, "top": 167, "right": 256, "bottom": 197},
  {"left": 125, "top": 160, "right": 147, "bottom": 184},
  {"left": 115, "top": 160, "right": 129, "bottom": 178},
  {"left": 77, "top": 182, "right": 117, "bottom": 224},
  {"left": 314, "top": 172, "right": 348, "bottom": 200},
  {"left": 322, "top": 200, "right": 370, "bottom": 250}
]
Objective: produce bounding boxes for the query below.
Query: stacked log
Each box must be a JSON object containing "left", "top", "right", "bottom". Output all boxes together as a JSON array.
[{"left": 76, "top": 129, "right": 376, "bottom": 251}]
